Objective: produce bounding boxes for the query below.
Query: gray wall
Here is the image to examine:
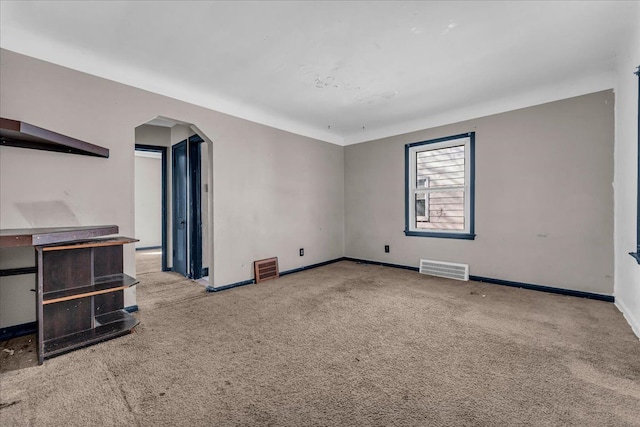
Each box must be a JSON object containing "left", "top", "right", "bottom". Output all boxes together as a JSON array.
[
  {"left": 134, "top": 153, "right": 163, "bottom": 248},
  {"left": 136, "top": 123, "right": 172, "bottom": 147},
  {"left": 345, "top": 90, "right": 615, "bottom": 295},
  {"left": 0, "top": 49, "right": 345, "bottom": 327},
  {"left": 613, "top": 7, "right": 640, "bottom": 337},
  {"left": 0, "top": 46, "right": 622, "bottom": 332}
]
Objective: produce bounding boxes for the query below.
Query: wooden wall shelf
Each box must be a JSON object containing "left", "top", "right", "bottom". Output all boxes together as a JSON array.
[{"left": 0, "top": 117, "right": 109, "bottom": 158}]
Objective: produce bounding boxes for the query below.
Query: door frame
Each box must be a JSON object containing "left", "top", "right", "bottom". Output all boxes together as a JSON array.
[
  {"left": 188, "top": 134, "right": 204, "bottom": 280},
  {"left": 171, "top": 135, "right": 204, "bottom": 280},
  {"left": 134, "top": 144, "right": 169, "bottom": 272}
]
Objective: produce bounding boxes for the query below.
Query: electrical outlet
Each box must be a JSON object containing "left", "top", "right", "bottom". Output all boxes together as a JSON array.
[
  {"left": 384, "top": 245, "right": 390, "bottom": 253},
  {"left": 300, "top": 248, "right": 304, "bottom": 256}
]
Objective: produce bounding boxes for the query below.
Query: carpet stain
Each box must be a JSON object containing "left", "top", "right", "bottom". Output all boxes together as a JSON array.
[
  {"left": 0, "top": 400, "right": 20, "bottom": 410},
  {"left": 568, "top": 359, "right": 640, "bottom": 400}
]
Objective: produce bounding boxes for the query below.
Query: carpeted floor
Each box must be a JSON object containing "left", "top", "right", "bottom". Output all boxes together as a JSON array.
[
  {"left": 135, "top": 248, "right": 163, "bottom": 274},
  {"left": 1, "top": 260, "right": 639, "bottom": 426},
  {"left": 0, "top": 250, "right": 165, "bottom": 374}
]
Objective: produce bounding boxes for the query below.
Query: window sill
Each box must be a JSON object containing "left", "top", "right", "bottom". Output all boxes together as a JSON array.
[
  {"left": 404, "top": 230, "right": 476, "bottom": 240},
  {"left": 630, "top": 252, "right": 640, "bottom": 264}
]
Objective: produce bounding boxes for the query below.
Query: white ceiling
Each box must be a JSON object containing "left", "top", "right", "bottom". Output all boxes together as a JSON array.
[{"left": 0, "top": 1, "right": 637, "bottom": 145}]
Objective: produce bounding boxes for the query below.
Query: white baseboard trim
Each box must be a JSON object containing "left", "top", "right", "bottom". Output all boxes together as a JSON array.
[{"left": 615, "top": 298, "right": 640, "bottom": 340}]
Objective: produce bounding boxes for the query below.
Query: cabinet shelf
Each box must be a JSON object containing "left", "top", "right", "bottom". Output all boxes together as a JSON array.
[
  {"left": 8, "top": 227, "right": 143, "bottom": 364},
  {"left": 43, "top": 274, "right": 138, "bottom": 304},
  {"left": 43, "top": 310, "right": 139, "bottom": 358},
  {"left": 0, "top": 225, "right": 119, "bottom": 248},
  {"left": 41, "top": 237, "right": 138, "bottom": 251}
]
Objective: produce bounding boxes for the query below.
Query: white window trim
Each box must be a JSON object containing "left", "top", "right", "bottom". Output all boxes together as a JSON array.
[{"left": 407, "top": 135, "right": 472, "bottom": 236}]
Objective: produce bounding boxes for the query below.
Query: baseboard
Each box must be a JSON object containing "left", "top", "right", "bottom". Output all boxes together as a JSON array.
[
  {"left": 342, "top": 257, "right": 614, "bottom": 302},
  {"left": 0, "top": 266, "right": 38, "bottom": 277},
  {"left": 203, "top": 255, "right": 615, "bottom": 304},
  {"left": 343, "top": 257, "right": 419, "bottom": 272},
  {"left": 280, "top": 257, "right": 346, "bottom": 276},
  {"left": 136, "top": 246, "right": 162, "bottom": 251},
  {"left": 469, "top": 275, "right": 614, "bottom": 302},
  {"left": 615, "top": 298, "right": 640, "bottom": 339},
  {"left": 206, "top": 279, "right": 254, "bottom": 293},
  {"left": 207, "top": 257, "right": 346, "bottom": 293},
  {"left": 124, "top": 305, "right": 139, "bottom": 313},
  {"left": 0, "top": 321, "right": 37, "bottom": 341}
]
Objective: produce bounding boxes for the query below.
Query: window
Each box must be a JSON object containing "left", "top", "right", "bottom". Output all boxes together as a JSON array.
[{"left": 405, "top": 132, "right": 475, "bottom": 239}]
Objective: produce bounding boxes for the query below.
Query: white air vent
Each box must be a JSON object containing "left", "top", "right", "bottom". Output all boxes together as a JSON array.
[{"left": 419, "top": 259, "right": 469, "bottom": 281}]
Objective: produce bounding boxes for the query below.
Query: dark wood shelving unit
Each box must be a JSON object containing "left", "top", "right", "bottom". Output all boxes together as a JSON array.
[
  {"left": 0, "top": 226, "right": 139, "bottom": 364},
  {"left": 0, "top": 117, "right": 109, "bottom": 158},
  {"left": 36, "top": 236, "right": 139, "bottom": 363}
]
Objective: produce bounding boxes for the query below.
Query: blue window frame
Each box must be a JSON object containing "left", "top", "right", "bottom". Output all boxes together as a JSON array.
[
  {"left": 632, "top": 66, "right": 640, "bottom": 264},
  {"left": 405, "top": 132, "right": 475, "bottom": 240}
]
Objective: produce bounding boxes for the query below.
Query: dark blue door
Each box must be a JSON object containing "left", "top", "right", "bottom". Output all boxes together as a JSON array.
[{"left": 172, "top": 141, "right": 188, "bottom": 276}]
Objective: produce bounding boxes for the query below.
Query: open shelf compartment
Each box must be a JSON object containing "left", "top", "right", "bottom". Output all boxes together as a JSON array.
[
  {"left": 43, "top": 310, "right": 139, "bottom": 359},
  {"left": 43, "top": 273, "right": 138, "bottom": 303}
]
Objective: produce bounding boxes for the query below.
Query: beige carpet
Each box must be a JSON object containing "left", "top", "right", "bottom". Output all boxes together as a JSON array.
[
  {"left": 1, "top": 261, "right": 639, "bottom": 426},
  {"left": 135, "top": 249, "right": 163, "bottom": 274}
]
